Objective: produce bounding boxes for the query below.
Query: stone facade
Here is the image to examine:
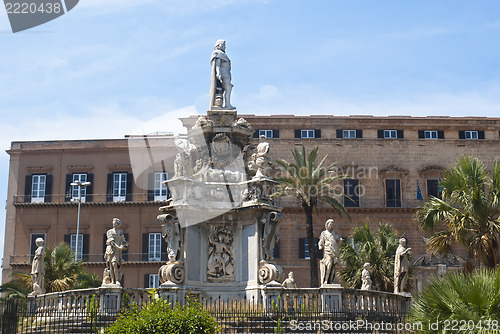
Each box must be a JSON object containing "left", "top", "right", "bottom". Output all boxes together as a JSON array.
[{"left": 3, "top": 115, "right": 499, "bottom": 289}]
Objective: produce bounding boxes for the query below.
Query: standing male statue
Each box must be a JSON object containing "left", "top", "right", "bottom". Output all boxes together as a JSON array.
[
  {"left": 394, "top": 238, "right": 411, "bottom": 294},
  {"left": 103, "top": 218, "right": 129, "bottom": 286},
  {"left": 318, "top": 219, "right": 342, "bottom": 285},
  {"left": 210, "top": 39, "right": 235, "bottom": 110},
  {"left": 361, "top": 262, "right": 372, "bottom": 290},
  {"left": 29, "top": 237, "right": 45, "bottom": 296}
]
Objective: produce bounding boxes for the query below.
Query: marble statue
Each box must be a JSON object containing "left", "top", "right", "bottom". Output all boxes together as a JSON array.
[
  {"left": 282, "top": 271, "right": 297, "bottom": 289},
  {"left": 318, "top": 219, "right": 342, "bottom": 285},
  {"left": 394, "top": 238, "right": 411, "bottom": 294},
  {"left": 262, "top": 211, "right": 282, "bottom": 261},
  {"left": 361, "top": 262, "right": 372, "bottom": 290},
  {"left": 207, "top": 226, "right": 235, "bottom": 279},
  {"left": 158, "top": 214, "right": 185, "bottom": 285},
  {"left": 160, "top": 214, "right": 181, "bottom": 260},
  {"left": 173, "top": 134, "right": 196, "bottom": 178},
  {"left": 248, "top": 135, "right": 272, "bottom": 179},
  {"left": 29, "top": 237, "right": 45, "bottom": 296},
  {"left": 103, "top": 218, "right": 128, "bottom": 287},
  {"left": 209, "top": 39, "right": 235, "bottom": 110}
]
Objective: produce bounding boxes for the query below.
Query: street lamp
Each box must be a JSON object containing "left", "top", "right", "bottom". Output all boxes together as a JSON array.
[{"left": 70, "top": 181, "right": 91, "bottom": 262}]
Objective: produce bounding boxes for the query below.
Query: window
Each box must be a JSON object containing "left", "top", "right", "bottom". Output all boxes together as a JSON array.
[
  {"left": 70, "top": 234, "right": 84, "bottom": 261},
  {"left": 295, "top": 129, "right": 321, "bottom": 139},
  {"left": 299, "top": 238, "right": 322, "bottom": 259},
  {"left": 149, "top": 274, "right": 160, "bottom": 288},
  {"left": 427, "top": 179, "right": 441, "bottom": 199},
  {"left": 419, "top": 130, "right": 444, "bottom": 139},
  {"left": 154, "top": 172, "right": 168, "bottom": 201},
  {"left": 424, "top": 130, "right": 438, "bottom": 139},
  {"left": 259, "top": 130, "right": 273, "bottom": 138},
  {"left": 337, "top": 129, "right": 363, "bottom": 139},
  {"left": 148, "top": 233, "right": 162, "bottom": 261},
  {"left": 378, "top": 130, "right": 403, "bottom": 139},
  {"left": 343, "top": 179, "right": 360, "bottom": 207},
  {"left": 343, "top": 130, "right": 356, "bottom": 138},
  {"left": 71, "top": 173, "right": 88, "bottom": 202},
  {"left": 31, "top": 174, "right": 46, "bottom": 203},
  {"left": 113, "top": 172, "right": 127, "bottom": 202},
  {"left": 465, "top": 131, "right": 478, "bottom": 140},
  {"left": 459, "top": 130, "right": 484, "bottom": 140},
  {"left": 301, "top": 129, "right": 315, "bottom": 138},
  {"left": 254, "top": 129, "right": 279, "bottom": 139},
  {"left": 386, "top": 179, "right": 401, "bottom": 207},
  {"left": 384, "top": 130, "right": 397, "bottom": 139}
]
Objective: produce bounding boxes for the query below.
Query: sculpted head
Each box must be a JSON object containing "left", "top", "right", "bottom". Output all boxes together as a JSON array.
[
  {"left": 35, "top": 237, "right": 44, "bottom": 247},
  {"left": 363, "top": 262, "right": 371, "bottom": 270},
  {"left": 399, "top": 238, "right": 407, "bottom": 246},
  {"left": 214, "top": 39, "right": 226, "bottom": 52},
  {"left": 288, "top": 271, "right": 294, "bottom": 279},
  {"left": 325, "top": 219, "right": 334, "bottom": 230},
  {"left": 112, "top": 218, "right": 121, "bottom": 228}
]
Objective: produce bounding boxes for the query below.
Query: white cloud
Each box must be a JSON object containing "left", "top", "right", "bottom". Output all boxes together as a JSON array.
[{"left": 256, "top": 85, "right": 280, "bottom": 100}]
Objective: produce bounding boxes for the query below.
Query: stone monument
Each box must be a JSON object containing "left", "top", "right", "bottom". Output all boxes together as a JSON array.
[
  {"left": 282, "top": 272, "right": 297, "bottom": 289},
  {"left": 318, "top": 219, "right": 342, "bottom": 286},
  {"left": 394, "top": 238, "right": 411, "bottom": 294},
  {"left": 361, "top": 262, "right": 372, "bottom": 291},
  {"left": 156, "top": 40, "right": 284, "bottom": 299},
  {"left": 209, "top": 39, "right": 235, "bottom": 110},
  {"left": 29, "top": 237, "right": 45, "bottom": 296},
  {"left": 102, "top": 218, "right": 129, "bottom": 287}
]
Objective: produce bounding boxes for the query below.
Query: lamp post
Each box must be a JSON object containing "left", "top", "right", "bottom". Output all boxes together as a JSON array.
[{"left": 70, "top": 181, "right": 91, "bottom": 262}]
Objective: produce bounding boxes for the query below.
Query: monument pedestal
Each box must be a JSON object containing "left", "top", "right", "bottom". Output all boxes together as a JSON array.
[
  {"left": 320, "top": 285, "right": 342, "bottom": 312},
  {"left": 99, "top": 287, "right": 122, "bottom": 315}
]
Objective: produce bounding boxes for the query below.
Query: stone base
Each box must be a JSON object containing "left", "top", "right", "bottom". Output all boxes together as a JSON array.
[
  {"left": 321, "top": 283, "right": 342, "bottom": 288},
  {"left": 396, "top": 292, "right": 412, "bottom": 297},
  {"left": 99, "top": 287, "right": 122, "bottom": 314},
  {"left": 101, "top": 283, "right": 122, "bottom": 288}
]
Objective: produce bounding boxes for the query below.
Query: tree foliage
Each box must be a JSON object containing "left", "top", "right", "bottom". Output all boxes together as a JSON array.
[
  {"left": 105, "top": 293, "right": 219, "bottom": 334},
  {"left": 0, "top": 243, "right": 101, "bottom": 298},
  {"left": 408, "top": 268, "right": 500, "bottom": 334},
  {"left": 339, "top": 223, "right": 398, "bottom": 292},
  {"left": 417, "top": 157, "right": 500, "bottom": 269},
  {"left": 273, "top": 146, "right": 349, "bottom": 287}
]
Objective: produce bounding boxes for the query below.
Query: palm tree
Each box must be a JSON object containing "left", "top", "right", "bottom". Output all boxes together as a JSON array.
[
  {"left": 0, "top": 275, "right": 31, "bottom": 299},
  {"left": 417, "top": 157, "right": 500, "bottom": 269},
  {"left": 1, "top": 243, "right": 101, "bottom": 298},
  {"left": 273, "top": 146, "right": 350, "bottom": 287},
  {"left": 408, "top": 267, "right": 500, "bottom": 334},
  {"left": 339, "top": 223, "right": 398, "bottom": 292},
  {"left": 45, "top": 242, "right": 87, "bottom": 292}
]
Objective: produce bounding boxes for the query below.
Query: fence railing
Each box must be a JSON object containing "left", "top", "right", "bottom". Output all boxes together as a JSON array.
[{"left": 1, "top": 287, "right": 412, "bottom": 334}]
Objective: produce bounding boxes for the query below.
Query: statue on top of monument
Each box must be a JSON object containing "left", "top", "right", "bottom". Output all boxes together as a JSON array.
[{"left": 210, "top": 39, "right": 235, "bottom": 110}]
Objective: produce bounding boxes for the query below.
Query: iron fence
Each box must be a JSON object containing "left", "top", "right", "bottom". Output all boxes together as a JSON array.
[{"left": 0, "top": 288, "right": 412, "bottom": 334}]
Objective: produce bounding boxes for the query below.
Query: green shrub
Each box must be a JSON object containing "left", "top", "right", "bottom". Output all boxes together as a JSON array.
[
  {"left": 408, "top": 268, "right": 500, "bottom": 334},
  {"left": 105, "top": 293, "right": 219, "bottom": 334}
]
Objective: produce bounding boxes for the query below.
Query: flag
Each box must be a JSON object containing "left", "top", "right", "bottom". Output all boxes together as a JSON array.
[{"left": 416, "top": 180, "right": 423, "bottom": 200}]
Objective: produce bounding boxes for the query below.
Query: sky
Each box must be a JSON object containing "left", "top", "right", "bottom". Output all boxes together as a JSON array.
[{"left": 0, "top": 0, "right": 499, "bottom": 280}]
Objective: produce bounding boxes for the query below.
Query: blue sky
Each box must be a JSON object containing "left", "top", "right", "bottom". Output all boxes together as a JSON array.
[{"left": 0, "top": 0, "right": 499, "bottom": 279}]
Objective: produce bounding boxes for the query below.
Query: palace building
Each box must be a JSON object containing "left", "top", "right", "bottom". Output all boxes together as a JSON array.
[{"left": 2, "top": 114, "right": 499, "bottom": 289}]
